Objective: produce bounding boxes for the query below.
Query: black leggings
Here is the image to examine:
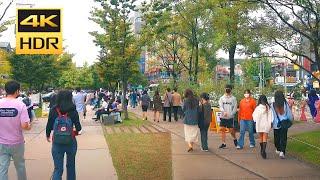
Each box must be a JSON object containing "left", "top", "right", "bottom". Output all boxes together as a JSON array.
[{"left": 274, "top": 128, "right": 288, "bottom": 154}]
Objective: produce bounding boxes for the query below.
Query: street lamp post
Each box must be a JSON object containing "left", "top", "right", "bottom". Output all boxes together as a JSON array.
[{"left": 259, "top": 59, "right": 265, "bottom": 93}]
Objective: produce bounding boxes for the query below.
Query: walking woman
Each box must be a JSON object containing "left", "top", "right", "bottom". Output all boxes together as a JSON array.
[
  {"left": 182, "top": 89, "right": 199, "bottom": 152},
  {"left": 153, "top": 90, "right": 162, "bottom": 123},
  {"left": 271, "top": 91, "right": 293, "bottom": 159},
  {"left": 198, "top": 93, "right": 212, "bottom": 151},
  {"left": 252, "top": 95, "right": 273, "bottom": 159},
  {"left": 46, "top": 90, "right": 82, "bottom": 180},
  {"left": 141, "top": 90, "right": 151, "bottom": 120},
  {"left": 237, "top": 89, "right": 256, "bottom": 149}
]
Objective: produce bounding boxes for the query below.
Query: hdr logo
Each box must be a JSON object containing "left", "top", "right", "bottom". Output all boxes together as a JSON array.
[{"left": 16, "top": 9, "right": 62, "bottom": 54}]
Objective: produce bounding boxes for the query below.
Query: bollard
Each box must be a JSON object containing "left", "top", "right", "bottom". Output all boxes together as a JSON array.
[{"left": 314, "top": 100, "right": 320, "bottom": 123}]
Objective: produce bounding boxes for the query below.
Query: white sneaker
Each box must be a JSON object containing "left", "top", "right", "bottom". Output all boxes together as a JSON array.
[
  {"left": 236, "top": 145, "right": 242, "bottom": 149},
  {"left": 249, "top": 144, "right": 255, "bottom": 148},
  {"left": 279, "top": 152, "right": 285, "bottom": 159},
  {"left": 201, "top": 148, "right": 209, "bottom": 152},
  {"left": 275, "top": 150, "right": 280, "bottom": 154}
]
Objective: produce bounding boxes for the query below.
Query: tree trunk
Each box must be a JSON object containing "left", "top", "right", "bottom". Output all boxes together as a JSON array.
[
  {"left": 189, "top": 48, "right": 193, "bottom": 82},
  {"left": 229, "top": 43, "right": 237, "bottom": 84},
  {"left": 313, "top": 43, "right": 320, "bottom": 71},
  {"left": 173, "top": 35, "right": 177, "bottom": 87},
  {"left": 193, "top": 19, "right": 199, "bottom": 84},
  {"left": 122, "top": 81, "right": 128, "bottom": 120},
  {"left": 194, "top": 42, "right": 199, "bottom": 84}
]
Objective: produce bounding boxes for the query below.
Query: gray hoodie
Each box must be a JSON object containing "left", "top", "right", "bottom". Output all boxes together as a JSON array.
[{"left": 219, "top": 94, "right": 237, "bottom": 119}]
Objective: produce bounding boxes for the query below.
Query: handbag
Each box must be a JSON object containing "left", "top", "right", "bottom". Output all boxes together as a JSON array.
[{"left": 273, "top": 104, "right": 292, "bottom": 129}]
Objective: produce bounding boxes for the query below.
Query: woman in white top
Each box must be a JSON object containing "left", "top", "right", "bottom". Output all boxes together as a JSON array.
[{"left": 252, "top": 95, "right": 273, "bottom": 159}]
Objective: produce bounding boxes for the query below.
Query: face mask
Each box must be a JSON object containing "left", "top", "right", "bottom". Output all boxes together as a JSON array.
[
  {"left": 244, "top": 94, "right": 250, "bottom": 98},
  {"left": 226, "top": 88, "right": 231, "bottom": 94}
]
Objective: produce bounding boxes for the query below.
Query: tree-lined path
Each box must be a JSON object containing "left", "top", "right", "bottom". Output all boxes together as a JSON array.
[{"left": 130, "top": 107, "right": 320, "bottom": 180}]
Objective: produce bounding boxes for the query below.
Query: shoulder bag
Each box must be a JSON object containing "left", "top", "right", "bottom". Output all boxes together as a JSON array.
[{"left": 273, "top": 104, "right": 292, "bottom": 129}]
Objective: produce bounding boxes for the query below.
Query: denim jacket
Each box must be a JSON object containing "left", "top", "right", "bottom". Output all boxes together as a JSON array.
[
  {"left": 271, "top": 102, "right": 293, "bottom": 129},
  {"left": 182, "top": 101, "right": 199, "bottom": 125}
]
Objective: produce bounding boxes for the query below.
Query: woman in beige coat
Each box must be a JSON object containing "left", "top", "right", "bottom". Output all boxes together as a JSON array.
[{"left": 252, "top": 95, "right": 273, "bottom": 159}]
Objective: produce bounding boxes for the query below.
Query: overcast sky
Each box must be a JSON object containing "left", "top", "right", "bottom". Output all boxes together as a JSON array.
[
  {"left": 0, "top": 0, "right": 101, "bottom": 67},
  {"left": 0, "top": 0, "right": 244, "bottom": 67}
]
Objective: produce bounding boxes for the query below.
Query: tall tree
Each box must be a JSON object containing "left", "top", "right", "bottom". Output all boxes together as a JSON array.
[
  {"left": 141, "top": 0, "right": 217, "bottom": 84},
  {"left": 9, "top": 53, "right": 73, "bottom": 90},
  {"left": 206, "top": 0, "right": 259, "bottom": 83},
  {"left": 141, "top": 1, "right": 190, "bottom": 86},
  {"left": 9, "top": 54, "right": 57, "bottom": 90},
  {"left": 90, "top": 0, "right": 141, "bottom": 119},
  {"left": 255, "top": 0, "right": 320, "bottom": 80},
  {"left": 175, "top": 0, "right": 216, "bottom": 83}
]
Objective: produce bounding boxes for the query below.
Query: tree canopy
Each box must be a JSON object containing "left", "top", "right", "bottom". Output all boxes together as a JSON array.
[
  {"left": 255, "top": 0, "right": 320, "bottom": 79},
  {"left": 9, "top": 53, "right": 73, "bottom": 90},
  {"left": 0, "top": 49, "right": 11, "bottom": 85}
]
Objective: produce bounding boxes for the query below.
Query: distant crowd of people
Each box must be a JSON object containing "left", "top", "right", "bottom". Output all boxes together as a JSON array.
[
  {"left": 178, "top": 85, "right": 293, "bottom": 159},
  {"left": 0, "top": 80, "right": 303, "bottom": 180},
  {"left": 135, "top": 85, "right": 294, "bottom": 160}
]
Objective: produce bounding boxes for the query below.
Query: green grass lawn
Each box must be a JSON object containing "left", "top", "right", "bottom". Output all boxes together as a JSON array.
[
  {"left": 287, "top": 131, "right": 320, "bottom": 166},
  {"left": 106, "top": 133, "right": 172, "bottom": 180}
]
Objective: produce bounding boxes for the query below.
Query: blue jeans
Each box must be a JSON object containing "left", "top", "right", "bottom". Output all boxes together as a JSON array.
[
  {"left": 238, "top": 120, "right": 255, "bottom": 148},
  {"left": 52, "top": 139, "right": 77, "bottom": 180},
  {"left": 0, "top": 143, "right": 26, "bottom": 180}
]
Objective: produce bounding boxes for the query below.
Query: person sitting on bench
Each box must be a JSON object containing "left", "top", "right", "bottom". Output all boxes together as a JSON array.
[
  {"left": 92, "top": 99, "right": 111, "bottom": 121},
  {"left": 110, "top": 100, "right": 122, "bottom": 124}
]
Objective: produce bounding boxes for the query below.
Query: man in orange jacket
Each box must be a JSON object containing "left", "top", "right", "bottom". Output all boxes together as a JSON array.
[{"left": 237, "top": 89, "right": 256, "bottom": 149}]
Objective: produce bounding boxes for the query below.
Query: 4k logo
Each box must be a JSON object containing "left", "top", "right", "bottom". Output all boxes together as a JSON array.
[
  {"left": 16, "top": 9, "right": 62, "bottom": 54},
  {"left": 20, "top": 15, "right": 58, "bottom": 27}
]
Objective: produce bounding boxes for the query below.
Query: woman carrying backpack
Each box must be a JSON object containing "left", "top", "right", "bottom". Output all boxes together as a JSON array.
[
  {"left": 271, "top": 91, "right": 293, "bottom": 159},
  {"left": 46, "top": 90, "right": 82, "bottom": 180}
]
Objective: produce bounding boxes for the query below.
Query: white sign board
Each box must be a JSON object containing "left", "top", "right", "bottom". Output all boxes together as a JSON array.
[
  {"left": 215, "top": 111, "right": 222, "bottom": 124},
  {"left": 30, "top": 93, "right": 40, "bottom": 104}
]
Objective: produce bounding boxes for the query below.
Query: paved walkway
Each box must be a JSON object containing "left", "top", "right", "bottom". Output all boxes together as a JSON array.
[
  {"left": 8, "top": 107, "right": 117, "bottom": 180},
  {"left": 130, "top": 107, "right": 320, "bottom": 180}
]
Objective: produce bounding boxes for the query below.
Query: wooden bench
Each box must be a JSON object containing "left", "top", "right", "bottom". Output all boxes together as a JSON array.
[{"left": 101, "top": 114, "right": 116, "bottom": 126}]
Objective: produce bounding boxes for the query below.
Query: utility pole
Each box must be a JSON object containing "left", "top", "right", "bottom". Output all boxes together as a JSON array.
[{"left": 259, "top": 60, "right": 262, "bottom": 93}]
